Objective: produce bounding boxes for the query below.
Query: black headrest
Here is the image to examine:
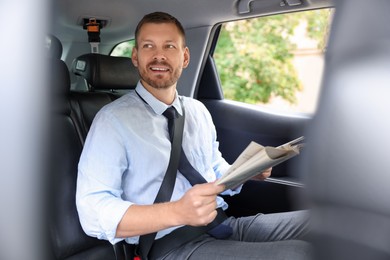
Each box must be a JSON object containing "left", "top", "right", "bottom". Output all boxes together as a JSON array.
[
  {"left": 46, "top": 34, "right": 63, "bottom": 59},
  {"left": 71, "top": 53, "right": 139, "bottom": 91}
]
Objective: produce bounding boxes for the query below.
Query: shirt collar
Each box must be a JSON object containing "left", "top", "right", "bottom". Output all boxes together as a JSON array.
[{"left": 135, "top": 81, "right": 183, "bottom": 116}]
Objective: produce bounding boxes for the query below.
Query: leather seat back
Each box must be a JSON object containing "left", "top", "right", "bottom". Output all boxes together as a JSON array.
[{"left": 47, "top": 36, "right": 116, "bottom": 259}]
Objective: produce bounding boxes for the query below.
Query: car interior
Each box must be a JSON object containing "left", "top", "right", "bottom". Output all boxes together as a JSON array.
[
  {"left": 47, "top": 1, "right": 326, "bottom": 258},
  {"left": 2, "top": 0, "right": 390, "bottom": 259},
  {"left": 50, "top": 1, "right": 324, "bottom": 258}
]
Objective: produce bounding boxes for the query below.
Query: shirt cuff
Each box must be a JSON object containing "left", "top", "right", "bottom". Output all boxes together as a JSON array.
[
  {"left": 221, "top": 184, "right": 243, "bottom": 196},
  {"left": 99, "top": 200, "right": 133, "bottom": 244}
]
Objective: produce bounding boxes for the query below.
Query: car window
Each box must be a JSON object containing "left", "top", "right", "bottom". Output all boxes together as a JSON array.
[
  {"left": 213, "top": 9, "right": 333, "bottom": 114},
  {"left": 111, "top": 39, "right": 135, "bottom": 57}
]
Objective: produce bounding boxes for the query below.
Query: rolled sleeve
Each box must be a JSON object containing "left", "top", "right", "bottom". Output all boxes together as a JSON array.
[
  {"left": 76, "top": 168, "right": 133, "bottom": 244},
  {"left": 76, "top": 110, "right": 131, "bottom": 244}
]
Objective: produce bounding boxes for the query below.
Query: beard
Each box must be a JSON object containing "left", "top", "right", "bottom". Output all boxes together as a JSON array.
[{"left": 139, "top": 60, "right": 182, "bottom": 89}]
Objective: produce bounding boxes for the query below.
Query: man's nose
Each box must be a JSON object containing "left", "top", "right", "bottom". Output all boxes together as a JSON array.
[{"left": 153, "top": 48, "right": 167, "bottom": 61}]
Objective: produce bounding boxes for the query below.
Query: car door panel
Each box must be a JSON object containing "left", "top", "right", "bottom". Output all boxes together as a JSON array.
[{"left": 197, "top": 55, "right": 310, "bottom": 216}]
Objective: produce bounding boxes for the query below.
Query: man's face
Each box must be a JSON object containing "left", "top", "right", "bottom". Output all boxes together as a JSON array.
[{"left": 132, "top": 22, "right": 190, "bottom": 90}]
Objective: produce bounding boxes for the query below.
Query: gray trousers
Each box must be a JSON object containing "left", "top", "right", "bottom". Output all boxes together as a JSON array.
[{"left": 160, "top": 210, "right": 311, "bottom": 260}]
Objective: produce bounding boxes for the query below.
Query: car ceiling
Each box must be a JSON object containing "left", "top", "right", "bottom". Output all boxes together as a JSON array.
[{"left": 52, "top": 0, "right": 333, "bottom": 51}]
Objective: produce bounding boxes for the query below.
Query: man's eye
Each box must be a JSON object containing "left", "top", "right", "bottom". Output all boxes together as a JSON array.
[
  {"left": 166, "top": 44, "right": 176, "bottom": 49},
  {"left": 143, "top": 44, "right": 153, "bottom": 48}
]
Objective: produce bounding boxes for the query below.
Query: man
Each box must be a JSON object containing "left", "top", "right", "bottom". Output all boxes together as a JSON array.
[{"left": 76, "top": 11, "right": 310, "bottom": 259}]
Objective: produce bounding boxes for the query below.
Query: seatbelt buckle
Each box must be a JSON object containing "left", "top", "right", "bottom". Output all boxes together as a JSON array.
[{"left": 121, "top": 242, "right": 141, "bottom": 260}]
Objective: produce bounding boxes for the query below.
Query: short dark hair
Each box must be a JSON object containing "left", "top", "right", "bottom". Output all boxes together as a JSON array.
[{"left": 134, "top": 12, "right": 186, "bottom": 48}]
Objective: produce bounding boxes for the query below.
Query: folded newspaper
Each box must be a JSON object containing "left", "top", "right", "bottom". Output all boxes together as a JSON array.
[{"left": 216, "top": 136, "right": 305, "bottom": 190}]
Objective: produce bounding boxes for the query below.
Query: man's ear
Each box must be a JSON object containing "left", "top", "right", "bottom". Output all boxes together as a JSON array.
[
  {"left": 131, "top": 47, "right": 138, "bottom": 67},
  {"left": 183, "top": 47, "right": 190, "bottom": 68}
]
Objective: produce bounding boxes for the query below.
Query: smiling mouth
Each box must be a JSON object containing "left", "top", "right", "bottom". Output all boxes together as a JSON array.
[
  {"left": 150, "top": 66, "right": 169, "bottom": 72},
  {"left": 148, "top": 61, "right": 172, "bottom": 73}
]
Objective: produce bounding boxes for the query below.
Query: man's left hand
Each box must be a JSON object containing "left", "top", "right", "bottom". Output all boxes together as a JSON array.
[{"left": 251, "top": 167, "right": 272, "bottom": 181}]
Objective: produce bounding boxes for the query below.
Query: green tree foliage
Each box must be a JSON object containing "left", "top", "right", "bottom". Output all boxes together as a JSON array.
[
  {"left": 214, "top": 9, "right": 331, "bottom": 104},
  {"left": 305, "top": 9, "right": 332, "bottom": 50},
  {"left": 111, "top": 40, "right": 135, "bottom": 57}
]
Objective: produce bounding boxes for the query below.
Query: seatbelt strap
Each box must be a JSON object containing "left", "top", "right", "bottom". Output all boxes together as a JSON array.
[
  {"left": 84, "top": 18, "right": 101, "bottom": 53},
  {"left": 138, "top": 99, "right": 185, "bottom": 260},
  {"left": 148, "top": 208, "right": 228, "bottom": 259}
]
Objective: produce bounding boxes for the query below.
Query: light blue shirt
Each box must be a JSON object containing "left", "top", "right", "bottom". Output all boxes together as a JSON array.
[{"left": 76, "top": 82, "right": 241, "bottom": 245}]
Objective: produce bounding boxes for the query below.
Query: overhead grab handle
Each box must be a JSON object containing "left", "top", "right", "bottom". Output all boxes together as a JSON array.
[
  {"left": 282, "top": 0, "right": 302, "bottom": 7},
  {"left": 237, "top": 0, "right": 254, "bottom": 14},
  {"left": 237, "top": 0, "right": 302, "bottom": 15}
]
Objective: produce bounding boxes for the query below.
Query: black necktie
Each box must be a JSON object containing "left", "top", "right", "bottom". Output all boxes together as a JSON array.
[
  {"left": 163, "top": 106, "right": 232, "bottom": 239},
  {"left": 163, "top": 106, "right": 207, "bottom": 185}
]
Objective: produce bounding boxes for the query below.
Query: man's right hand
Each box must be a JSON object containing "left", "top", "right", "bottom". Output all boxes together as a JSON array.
[
  {"left": 116, "top": 182, "right": 225, "bottom": 238},
  {"left": 172, "top": 182, "right": 225, "bottom": 227}
]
